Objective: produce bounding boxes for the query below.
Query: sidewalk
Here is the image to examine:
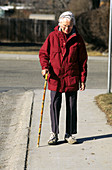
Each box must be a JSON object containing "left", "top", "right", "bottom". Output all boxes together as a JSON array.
[{"left": 27, "top": 89, "right": 112, "bottom": 170}]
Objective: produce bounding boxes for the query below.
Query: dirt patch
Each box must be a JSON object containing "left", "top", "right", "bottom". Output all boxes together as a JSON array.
[{"left": 95, "top": 93, "right": 112, "bottom": 126}]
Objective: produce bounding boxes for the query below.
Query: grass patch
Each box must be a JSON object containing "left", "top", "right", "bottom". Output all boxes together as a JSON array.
[
  {"left": 0, "top": 43, "right": 40, "bottom": 55},
  {"left": 0, "top": 49, "right": 105, "bottom": 56},
  {"left": 0, "top": 51, "right": 38, "bottom": 55},
  {"left": 87, "top": 51, "right": 104, "bottom": 56},
  {"left": 95, "top": 93, "right": 112, "bottom": 126},
  {"left": 0, "top": 43, "right": 108, "bottom": 56},
  {"left": 86, "top": 43, "right": 108, "bottom": 56}
]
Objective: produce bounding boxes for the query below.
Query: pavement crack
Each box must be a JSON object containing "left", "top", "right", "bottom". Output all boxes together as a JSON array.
[{"left": 24, "top": 91, "right": 35, "bottom": 170}]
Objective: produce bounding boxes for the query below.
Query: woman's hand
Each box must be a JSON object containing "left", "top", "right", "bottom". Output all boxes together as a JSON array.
[
  {"left": 80, "top": 82, "right": 85, "bottom": 91},
  {"left": 41, "top": 69, "right": 49, "bottom": 78}
]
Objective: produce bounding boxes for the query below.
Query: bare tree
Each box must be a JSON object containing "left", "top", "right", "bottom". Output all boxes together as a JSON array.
[
  {"left": 68, "top": 0, "right": 93, "bottom": 16},
  {"left": 51, "top": 0, "right": 70, "bottom": 19}
]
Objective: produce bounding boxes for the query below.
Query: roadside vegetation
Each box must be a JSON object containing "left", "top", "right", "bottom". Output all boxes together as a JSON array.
[
  {"left": 0, "top": 44, "right": 40, "bottom": 55},
  {"left": 95, "top": 93, "right": 112, "bottom": 126},
  {"left": 0, "top": 43, "right": 107, "bottom": 56}
]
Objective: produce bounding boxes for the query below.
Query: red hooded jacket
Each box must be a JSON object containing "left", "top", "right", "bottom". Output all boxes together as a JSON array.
[{"left": 39, "top": 26, "right": 87, "bottom": 92}]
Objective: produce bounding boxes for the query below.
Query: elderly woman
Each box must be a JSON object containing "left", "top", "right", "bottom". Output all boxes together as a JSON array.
[{"left": 39, "top": 11, "right": 87, "bottom": 145}]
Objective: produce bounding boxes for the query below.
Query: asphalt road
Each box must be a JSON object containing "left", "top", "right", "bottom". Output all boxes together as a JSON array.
[
  {"left": 0, "top": 56, "right": 111, "bottom": 92},
  {"left": 0, "top": 59, "right": 44, "bottom": 92}
]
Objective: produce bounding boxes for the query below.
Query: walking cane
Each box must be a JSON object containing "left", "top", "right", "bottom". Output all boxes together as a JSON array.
[{"left": 37, "top": 73, "right": 48, "bottom": 147}]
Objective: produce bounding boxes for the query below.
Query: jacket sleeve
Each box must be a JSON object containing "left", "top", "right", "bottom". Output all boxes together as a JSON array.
[
  {"left": 78, "top": 35, "right": 88, "bottom": 83},
  {"left": 39, "top": 35, "right": 50, "bottom": 70}
]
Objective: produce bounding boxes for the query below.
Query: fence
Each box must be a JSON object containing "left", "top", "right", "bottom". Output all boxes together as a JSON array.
[{"left": 0, "top": 18, "right": 57, "bottom": 43}]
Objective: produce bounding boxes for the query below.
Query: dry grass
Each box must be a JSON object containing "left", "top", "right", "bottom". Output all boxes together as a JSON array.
[
  {"left": 0, "top": 45, "right": 40, "bottom": 55},
  {"left": 87, "top": 51, "right": 104, "bottom": 56},
  {"left": 0, "top": 50, "right": 103, "bottom": 56},
  {"left": 0, "top": 51, "right": 38, "bottom": 55},
  {"left": 0, "top": 43, "right": 107, "bottom": 56},
  {"left": 86, "top": 43, "right": 108, "bottom": 56},
  {"left": 95, "top": 93, "right": 112, "bottom": 126}
]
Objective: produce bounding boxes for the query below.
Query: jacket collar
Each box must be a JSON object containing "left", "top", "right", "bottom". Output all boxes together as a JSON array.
[{"left": 54, "top": 25, "right": 78, "bottom": 38}]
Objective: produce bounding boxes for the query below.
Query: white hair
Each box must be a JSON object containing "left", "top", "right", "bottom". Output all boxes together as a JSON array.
[{"left": 58, "top": 11, "right": 76, "bottom": 26}]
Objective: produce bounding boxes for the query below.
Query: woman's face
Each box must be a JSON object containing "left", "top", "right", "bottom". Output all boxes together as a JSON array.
[{"left": 60, "top": 18, "right": 73, "bottom": 34}]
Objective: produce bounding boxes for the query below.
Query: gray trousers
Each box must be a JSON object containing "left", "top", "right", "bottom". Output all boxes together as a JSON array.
[{"left": 50, "top": 91, "right": 77, "bottom": 135}]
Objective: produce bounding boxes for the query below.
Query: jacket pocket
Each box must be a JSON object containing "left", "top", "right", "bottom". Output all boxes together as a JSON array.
[
  {"left": 67, "top": 76, "right": 79, "bottom": 87},
  {"left": 49, "top": 76, "right": 58, "bottom": 86}
]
